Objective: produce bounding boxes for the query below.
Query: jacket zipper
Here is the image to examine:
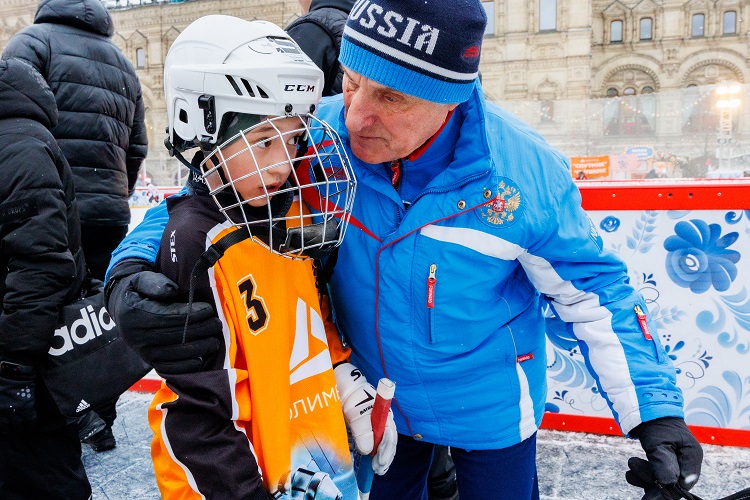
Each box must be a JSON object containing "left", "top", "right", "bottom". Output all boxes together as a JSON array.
[{"left": 427, "top": 263, "right": 437, "bottom": 343}]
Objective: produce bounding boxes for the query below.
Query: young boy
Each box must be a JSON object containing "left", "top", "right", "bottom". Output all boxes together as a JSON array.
[{"left": 141, "top": 16, "right": 371, "bottom": 499}]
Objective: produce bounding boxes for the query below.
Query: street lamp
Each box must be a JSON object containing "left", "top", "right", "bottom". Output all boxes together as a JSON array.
[{"left": 716, "top": 83, "right": 741, "bottom": 170}]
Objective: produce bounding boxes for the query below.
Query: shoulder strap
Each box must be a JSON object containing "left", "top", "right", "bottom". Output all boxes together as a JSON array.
[{"left": 181, "top": 227, "right": 252, "bottom": 343}]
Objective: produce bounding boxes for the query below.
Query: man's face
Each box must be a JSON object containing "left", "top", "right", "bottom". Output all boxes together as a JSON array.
[{"left": 342, "top": 69, "right": 457, "bottom": 164}]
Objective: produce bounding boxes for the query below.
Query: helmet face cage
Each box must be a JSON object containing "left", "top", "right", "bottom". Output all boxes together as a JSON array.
[{"left": 201, "top": 114, "right": 356, "bottom": 259}]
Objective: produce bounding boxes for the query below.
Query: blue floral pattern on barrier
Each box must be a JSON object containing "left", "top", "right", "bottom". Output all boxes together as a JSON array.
[
  {"left": 545, "top": 209, "right": 750, "bottom": 432},
  {"left": 664, "top": 219, "right": 740, "bottom": 293}
]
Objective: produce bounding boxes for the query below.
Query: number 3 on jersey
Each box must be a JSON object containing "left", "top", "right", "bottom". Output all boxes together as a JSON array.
[{"left": 238, "top": 275, "right": 269, "bottom": 335}]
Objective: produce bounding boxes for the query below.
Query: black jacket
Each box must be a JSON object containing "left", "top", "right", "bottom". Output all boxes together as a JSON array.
[
  {"left": 2, "top": 0, "right": 148, "bottom": 227},
  {"left": 286, "top": 0, "right": 354, "bottom": 96},
  {"left": 0, "top": 58, "right": 87, "bottom": 365}
]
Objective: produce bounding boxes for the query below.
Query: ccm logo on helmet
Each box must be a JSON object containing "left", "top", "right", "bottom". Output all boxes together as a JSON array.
[
  {"left": 284, "top": 84, "right": 316, "bottom": 92},
  {"left": 48, "top": 304, "right": 116, "bottom": 356}
]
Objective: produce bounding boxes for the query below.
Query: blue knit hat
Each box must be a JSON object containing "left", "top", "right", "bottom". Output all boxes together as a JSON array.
[{"left": 339, "top": 0, "right": 486, "bottom": 104}]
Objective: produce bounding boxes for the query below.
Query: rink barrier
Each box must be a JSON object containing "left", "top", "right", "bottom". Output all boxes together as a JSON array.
[
  {"left": 549, "top": 178, "right": 750, "bottom": 449},
  {"left": 127, "top": 179, "right": 750, "bottom": 448},
  {"left": 540, "top": 412, "right": 750, "bottom": 448}
]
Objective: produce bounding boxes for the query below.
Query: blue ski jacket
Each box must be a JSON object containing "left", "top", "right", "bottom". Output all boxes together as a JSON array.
[{"left": 109, "top": 87, "right": 683, "bottom": 450}]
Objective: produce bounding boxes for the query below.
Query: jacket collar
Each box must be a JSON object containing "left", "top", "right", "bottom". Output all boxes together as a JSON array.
[{"left": 309, "top": 0, "right": 355, "bottom": 13}]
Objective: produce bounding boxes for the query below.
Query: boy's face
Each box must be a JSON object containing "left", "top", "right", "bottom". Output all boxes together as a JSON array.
[{"left": 206, "top": 116, "right": 305, "bottom": 207}]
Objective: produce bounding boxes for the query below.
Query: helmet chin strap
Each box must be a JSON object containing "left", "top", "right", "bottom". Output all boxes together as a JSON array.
[{"left": 164, "top": 135, "right": 204, "bottom": 178}]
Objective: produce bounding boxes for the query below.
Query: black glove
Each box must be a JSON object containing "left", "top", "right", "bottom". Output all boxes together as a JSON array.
[
  {"left": 0, "top": 361, "right": 37, "bottom": 429},
  {"left": 105, "top": 259, "right": 222, "bottom": 376},
  {"left": 628, "top": 417, "right": 703, "bottom": 499}
]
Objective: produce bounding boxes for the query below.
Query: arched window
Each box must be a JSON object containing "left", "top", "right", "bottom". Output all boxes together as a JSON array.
[
  {"left": 610, "top": 20, "right": 623, "bottom": 43},
  {"left": 605, "top": 87, "right": 655, "bottom": 136},
  {"left": 682, "top": 84, "right": 717, "bottom": 133},
  {"left": 691, "top": 14, "right": 705, "bottom": 37},
  {"left": 723, "top": 11, "right": 737, "bottom": 35},
  {"left": 539, "top": 0, "right": 556, "bottom": 31},
  {"left": 136, "top": 47, "right": 146, "bottom": 68},
  {"left": 640, "top": 18, "right": 652, "bottom": 40}
]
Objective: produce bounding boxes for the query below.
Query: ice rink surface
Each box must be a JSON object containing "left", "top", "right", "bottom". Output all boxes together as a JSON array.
[{"left": 85, "top": 391, "right": 750, "bottom": 499}]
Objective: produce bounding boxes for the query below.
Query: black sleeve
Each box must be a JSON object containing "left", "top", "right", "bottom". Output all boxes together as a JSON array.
[
  {"left": 126, "top": 83, "right": 148, "bottom": 195},
  {"left": 0, "top": 139, "right": 79, "bottom": 364},
  {"left": 1, "top": 29, "right": 51, "bottom": 79}
]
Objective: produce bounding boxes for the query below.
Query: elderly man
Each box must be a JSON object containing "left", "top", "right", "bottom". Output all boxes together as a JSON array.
[{"left": 105, "top": 1, "right": 702, "bottom": 498}]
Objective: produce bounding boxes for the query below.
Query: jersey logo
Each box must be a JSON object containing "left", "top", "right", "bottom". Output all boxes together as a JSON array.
[
  {"left": 477, "top": 178, "right": 522, "bottom": 228},
  {"left": 290, "top": 298, "right": 333, "bottom": 385}
]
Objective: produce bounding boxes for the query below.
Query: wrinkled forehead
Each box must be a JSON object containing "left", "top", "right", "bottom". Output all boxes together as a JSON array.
[{"left": 342, "top": 66, "right": 438, "bottom": 107}]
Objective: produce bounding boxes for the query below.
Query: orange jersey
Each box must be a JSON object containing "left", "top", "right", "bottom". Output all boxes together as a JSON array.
[{"left": 151, "top": 193, "right": 355, "bottom": 499}]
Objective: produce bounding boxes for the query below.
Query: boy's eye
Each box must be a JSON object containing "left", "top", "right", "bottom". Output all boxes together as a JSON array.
[
  {"left": 286, "top": 135, "right": 302, "bottom": 146},
  {"left": 255, "top": 138, "right": 271, "bottom": 149}
]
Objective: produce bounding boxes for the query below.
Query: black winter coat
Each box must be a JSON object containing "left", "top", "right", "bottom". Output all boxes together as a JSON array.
[
  {"left": 286, "top": 0, "right": 354, "bottom": 96},
  {"left": 2, "top": 0, "right": 148, "bottom": 227},
  {"left": 0, "top": 58, "right": 87, "bottom": 365}
]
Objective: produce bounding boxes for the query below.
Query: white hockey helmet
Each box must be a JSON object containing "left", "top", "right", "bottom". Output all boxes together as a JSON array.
[
  {"left": 164, "top": 15, "right": 324, "bottom": 149},
  {"left": 164, "top": 15, "right": 355, "bottom": 260}
]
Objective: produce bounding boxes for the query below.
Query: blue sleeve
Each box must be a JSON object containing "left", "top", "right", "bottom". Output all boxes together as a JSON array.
[
  {"left": 517, "top": 156, "right": 682, "bottom": 436},
  {"left": 106, "top": 187, "right": 187, "bottom": 279}
]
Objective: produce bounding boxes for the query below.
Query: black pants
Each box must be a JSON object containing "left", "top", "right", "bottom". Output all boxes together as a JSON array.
[
  {"left": 80, "top": 224, "right": 129, "bottom": 281},
  {"left": 0, "top": 379, "right": 91, "bottom": 499},
  {"left": 429, "top": 445, "right": 459, "bottom": 500}
]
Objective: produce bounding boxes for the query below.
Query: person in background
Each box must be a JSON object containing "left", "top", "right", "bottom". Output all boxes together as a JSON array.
[
  {"left": 0, "top": 58, "right": 90, "bottom": 499},
  {"left": 2, "top": 0, "right": 149, "bottom": 452},
  {"left": 286, "top": 0, "right": 354, "bottom": 97},
  {"left": 104, "top": 1, "right": 703, "bottom": 498}
]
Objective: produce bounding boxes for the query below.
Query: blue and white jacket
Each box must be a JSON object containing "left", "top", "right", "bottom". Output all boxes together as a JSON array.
[{"left": 109, "top": 87, "right": 683, "bottom": 450}]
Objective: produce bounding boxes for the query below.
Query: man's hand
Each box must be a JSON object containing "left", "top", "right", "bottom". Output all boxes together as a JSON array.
[
  {"left": 0, "top": 361, "right": 37, "bottom": 429},
  {"left": 334, "top": 363, "right": 397, "bottom": 475},
  {"left": 628, "top": 417, "right": 703, "bottom": 499},
  {"left": 105, "top": 259, "right": 223, "bottom": 376}
]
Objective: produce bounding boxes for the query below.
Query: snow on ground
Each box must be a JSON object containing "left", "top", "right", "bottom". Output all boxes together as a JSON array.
[{"left": 86, "top": 391, "right": 750, "bottom": 499}]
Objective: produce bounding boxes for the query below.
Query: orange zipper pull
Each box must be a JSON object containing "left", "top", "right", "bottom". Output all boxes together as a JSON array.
[
  {"left": 634, "top": 305, "right": 652, "bottom": 340},
  {"left": 426, "top": 264, "right": 437, "bottom": 309}
]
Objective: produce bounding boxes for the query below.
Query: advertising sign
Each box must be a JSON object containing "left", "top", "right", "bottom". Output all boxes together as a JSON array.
[{"left": 570, "top": 156, "right": 610, "bottom": 179}]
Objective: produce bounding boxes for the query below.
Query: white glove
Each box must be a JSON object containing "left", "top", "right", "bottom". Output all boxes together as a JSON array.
[{"left": 334, "top": 363, "right": 397, "bottom": 475}]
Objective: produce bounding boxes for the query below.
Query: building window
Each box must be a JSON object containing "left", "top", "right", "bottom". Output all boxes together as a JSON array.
[
  {"left": 136, "top": 47, "right": 146, "bottom": 68},
  {"left": 723, "top": 11, "right": 737, "bottom": 35},
  {"left": 610, "top": 20, "right": 623, "bottom": 42},
  {"left": 691, "top": 14, "right": 705, "bottom": 37},
  {"left": 540, "top": 100, "right": 555, "bottom": 123},
  {"left": 640, "top": 18, "right": 652, "bottom": 40},
  {"left": 539, "top": 0, "right": 556, "bottom": 31},
  {"left": 605, "top": 86, "right": 655, "bottom": 136},
  {"left": 482, "top": 1, "right": 495, "bottom": 36}
]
